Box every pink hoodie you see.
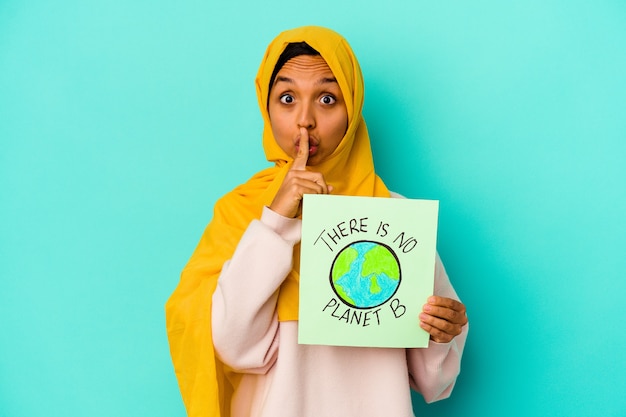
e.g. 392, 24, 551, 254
212, 206, 468, 417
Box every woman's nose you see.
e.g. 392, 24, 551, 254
297, 102, 315, 129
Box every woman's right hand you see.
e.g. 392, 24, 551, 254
269, 127, 333, 218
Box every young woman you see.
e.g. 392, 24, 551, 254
166, 26, 468, 417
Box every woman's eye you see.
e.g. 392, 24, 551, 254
279, 94, 294, 104
320, 95, 336, 105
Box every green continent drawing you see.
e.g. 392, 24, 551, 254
330, 240, 401, 309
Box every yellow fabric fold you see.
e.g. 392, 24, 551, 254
165, 26, 390, 416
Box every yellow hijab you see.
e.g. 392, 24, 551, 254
165, 26, 389, 417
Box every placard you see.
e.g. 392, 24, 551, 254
298, 194, 439, 348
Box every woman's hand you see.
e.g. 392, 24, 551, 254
419, 296, 468, 343
269, 127, 332, 218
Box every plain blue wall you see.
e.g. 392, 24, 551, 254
1, 1, 625, 416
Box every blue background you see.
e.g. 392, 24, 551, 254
1, 1, 625, 416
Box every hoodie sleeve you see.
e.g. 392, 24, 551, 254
211, 206, 301, 374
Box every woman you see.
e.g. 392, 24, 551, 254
166, 26, 468, 417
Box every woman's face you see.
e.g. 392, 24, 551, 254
268, 54, 348, 166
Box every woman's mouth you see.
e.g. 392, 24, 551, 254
296, 142, 319, 156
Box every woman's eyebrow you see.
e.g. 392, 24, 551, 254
274, 76, 294, 85
316, 77, 338, 86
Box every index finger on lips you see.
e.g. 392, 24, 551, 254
292, 127, 309, 171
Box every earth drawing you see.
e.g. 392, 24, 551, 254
330, 240, 401, 309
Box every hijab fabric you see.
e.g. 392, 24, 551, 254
165, 25, 389, 417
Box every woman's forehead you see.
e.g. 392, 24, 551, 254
275, 55, 334, 78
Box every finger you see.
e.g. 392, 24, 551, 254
307, 172, 330, 195
419, 321, 449, 343
292, 127, 309, 171
427, 296, 466, 316
419, 319, 458, 344
419, 311, 464, 343
291, 177, 327, 195
426, 296, 463, 310
285, 170, 329, 194
420, 311, 464, 334
422, 303, 467, 325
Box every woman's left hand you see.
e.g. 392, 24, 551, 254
419, 296, 468, 343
